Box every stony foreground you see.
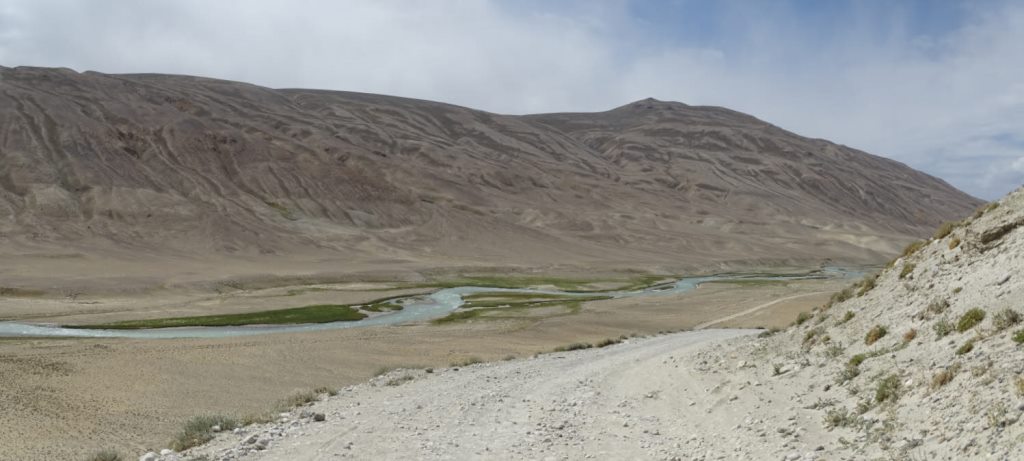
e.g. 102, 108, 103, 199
167, 329, 846, 461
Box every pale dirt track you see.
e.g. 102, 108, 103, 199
191, 329, 762, 460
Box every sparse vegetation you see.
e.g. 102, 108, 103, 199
1013, 329, 1024, 344
553, 342, 593, 352
313, 386, 338, 396
758, 327, 782, 338
823, 407, 858, 429
86, 450, 123, 461
900, 240, 927, 259
956, 308, 986, 332
837, 363, 861, 383
902, 329, 917, 343
933, 221, 958, 239
899, 263, 916, 280
992, 309, 1021, 331
595, 338, 621, 348
278, 390, 319, 409
827, 287, 855, 308
1016, 376, 1024, 397
934, 317, 954, 339
952, 286, 963, 294
875, 374, 902, 404
824, 343, 845, 358
949, 236, 961, 250
865, 325, 888, 345
837, 310, 855, 325
931, 364, 960, 390
927, 299, 950, 316
450, 357, 484, 367
803, 326, 825, 346
956, 339, 976, 355
971, 202, 999, 221
849, 353, 867, 366
170, 415, 238, 451
856, 274, 878, 297
794, 311, 813, 325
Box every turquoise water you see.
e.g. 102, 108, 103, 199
0, 267, 857, 339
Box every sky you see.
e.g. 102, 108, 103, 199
0, 0, 1021, 199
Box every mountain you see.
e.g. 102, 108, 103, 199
0, 66, 982, 279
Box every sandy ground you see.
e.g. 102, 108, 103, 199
0, 278, 844, 460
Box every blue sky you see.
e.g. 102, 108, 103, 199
1, 0, 1022, 199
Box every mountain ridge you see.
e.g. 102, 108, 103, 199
0, 66, 982, 279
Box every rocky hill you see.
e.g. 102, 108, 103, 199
717, 185, 1024, 459
0, 66, 980, 274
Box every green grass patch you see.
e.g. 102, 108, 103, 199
957, 308, 986, 332
70, 304, 367, 330
875, 374, 902, 404
417, 273, 669, 292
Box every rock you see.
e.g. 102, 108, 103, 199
244, 433, 259, 444
139, 453, 158, 461
159, 449, 174, 456
314, 412, 326, 422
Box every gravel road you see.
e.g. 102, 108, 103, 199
184, 329, 767, 460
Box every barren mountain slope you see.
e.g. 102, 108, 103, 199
0, 66, 981, 277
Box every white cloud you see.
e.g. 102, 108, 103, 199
0, 0, 1021, 198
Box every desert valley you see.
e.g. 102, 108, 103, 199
0, 63, 1019, 461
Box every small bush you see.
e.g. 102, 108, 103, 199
856, 275, 878, 297
934, 317, 954, 339
931, 365, 959, 390
596, 338, 620, 348
794, 311, 813, 325
313, 386, 338, 397
900, 240, 926, 258
949, 237, 961, 250
823, 407, 858, 429
956, 339, 976, 355
758, 327, 781, 338
993, 309, 1021, 331
278, 390, 319, 409
899, 263, 916, 280
824, 343, 845, 358
837, 310, 855, 325
972, 202, 999, 219
171, 415, 238, 451
849, 354, 867, 367
865, 325, 888, 345
956, 308, 986, 332
803, 327, 825, 346
927, 299, 950, 316
934, 221, 958, 239
1013, 329, 1024, 344
902, 329, 917, 343
1016, 377, 1024, 397
952, 287, 963, 294
86, 451, 123, 461
837, 363, 861, 383
875, 374, 902, 404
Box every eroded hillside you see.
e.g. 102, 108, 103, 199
0, 66, 981, 274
